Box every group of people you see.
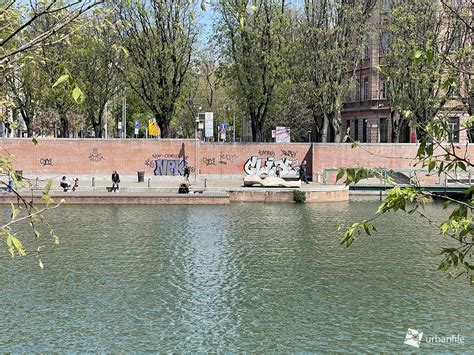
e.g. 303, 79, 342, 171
60, 171, 121, 192
57, 162, 307, 192
60, 176, 79, 192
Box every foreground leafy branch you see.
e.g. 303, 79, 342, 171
1, 156, 63, 268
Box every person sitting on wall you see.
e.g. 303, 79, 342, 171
72, 177, 79, 192
60, 176, 71, 192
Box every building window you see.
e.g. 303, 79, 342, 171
356, 79, 361, 101
380, 80, 387, 99
449, 117, 459, 143
364, 45, 369, 59
363, 77, 369, 100
362, 119, 368, 143
344, 119, 350, 137
380, 31, 389, 55
354, 119, 359, 141
380, 118, 388, 143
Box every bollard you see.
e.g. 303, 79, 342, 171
35, 177, 39, 186
204, 178, 207, 188
92, 177, 95, 187
147, 178, 151, 188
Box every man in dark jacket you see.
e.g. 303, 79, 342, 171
112, 170, 120, 192
299, 161, 309, 184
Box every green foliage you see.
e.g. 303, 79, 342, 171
337, 150, 474, 284
216, 0, 290, 141
293, 190, 306, 203
0, 153, 63, 268
52, 65, 85, 104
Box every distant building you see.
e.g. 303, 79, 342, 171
341, 0, 471, 144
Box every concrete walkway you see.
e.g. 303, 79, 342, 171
13, 174, 339, 193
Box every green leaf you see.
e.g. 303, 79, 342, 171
428, 160, 436, 172
72, 86, 84, 103
336, 168, 345, 182
44, 179, 53, 194
414, 50, 423, 59
52, 74, 70, 88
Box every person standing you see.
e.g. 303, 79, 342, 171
299, 160, 309, 184
183, 165, 190, 184
111, 170, 120, 192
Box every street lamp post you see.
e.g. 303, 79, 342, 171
195, 115, 200, 182
194, 106, 201, 182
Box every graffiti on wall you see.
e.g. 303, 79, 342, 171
154, 159, 189, 176
244, 156, 298, 176
219, 152, 238, 165
202, 157, 216, 166
39, 158, 53, 166
281, 149, 297, 158
258, 149, 275, 156
89, 148, 105, 162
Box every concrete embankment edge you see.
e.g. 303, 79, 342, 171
0, 188, 349, 205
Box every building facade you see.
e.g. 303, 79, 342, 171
341, 0, 471, 144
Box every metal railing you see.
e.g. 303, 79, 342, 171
322, 168, 474, 186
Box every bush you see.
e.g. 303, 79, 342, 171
293, 190, 306, 203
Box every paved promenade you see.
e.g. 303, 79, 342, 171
13, 174, 333, 193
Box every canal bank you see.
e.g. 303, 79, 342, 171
1, 185, 349, 205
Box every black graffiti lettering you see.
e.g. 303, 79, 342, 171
202, 157, 216, 166
258, 149, 275, 156
281, 149, 297, 158
218, 152, 238, 162
39, 158, 53, 166
89, 148, 105, 162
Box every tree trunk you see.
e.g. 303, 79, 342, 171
332, 108, 342, 143
95, 106, 106, 138
92, 120, 101, 138
321, 113, 329, 143
19, 109, 33, 137
161, 121, 169, 138
250, 113, 263, 142
391, 110, 401, 143
60, 113, 69, 138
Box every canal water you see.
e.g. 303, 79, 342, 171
0, 201, 472, 352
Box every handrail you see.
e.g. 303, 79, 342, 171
322, 167, 474, 185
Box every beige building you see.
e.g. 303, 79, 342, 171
341, 0, 471, 144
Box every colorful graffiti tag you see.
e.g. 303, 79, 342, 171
154, 159, 189, 176
243, 156, 298, 176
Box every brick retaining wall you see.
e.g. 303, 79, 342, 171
2, 139, 472, 183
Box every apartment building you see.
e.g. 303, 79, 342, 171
341, 0, 471, 144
